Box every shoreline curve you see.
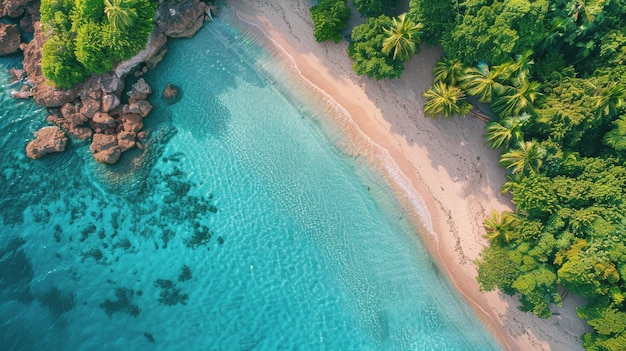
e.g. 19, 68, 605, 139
223, 2, 588, 351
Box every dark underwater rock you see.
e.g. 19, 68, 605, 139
38, 287, 76, 317
0, 238, 34, 303
178, 265, 192, 282
100, 287, 140, 317
162, 83, 182, 105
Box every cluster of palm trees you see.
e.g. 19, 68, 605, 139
422, 51, 548, 178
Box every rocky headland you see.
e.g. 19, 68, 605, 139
0, 0, 218, 163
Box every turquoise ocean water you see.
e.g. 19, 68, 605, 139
0, 13, 501, 351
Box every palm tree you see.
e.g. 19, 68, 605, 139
595, 82, 626, 119
382, 13, 424, 62
568, 0, 604, 25
432, 57, 464, 86
423, 81, 470, 118
492, 77, 541, 116
483, 210, 518, 245
104, 0, 137, 30
499, 140, 546, 176
460, 63, 506, 103
535, 17, 566, 56
507, 50, 534, 81
484, 114, 529, 151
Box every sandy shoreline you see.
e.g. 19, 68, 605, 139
225, 1, 588, 350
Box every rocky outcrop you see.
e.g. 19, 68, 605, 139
0, 23, 21, 56
16, 0, 213, 164
25, 126, 67, 159
162, 83, 181, 104
90, 133, 121, 164
127, 78, 151, 100
155, 0, 208, 38
43, 77, 153, 163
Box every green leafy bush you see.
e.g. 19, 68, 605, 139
310, 0, 350, 43
347, 15, 404, 80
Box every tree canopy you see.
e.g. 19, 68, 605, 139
307, 0, 626, 348
307, 1, 626, 346
40, 0, 156, 89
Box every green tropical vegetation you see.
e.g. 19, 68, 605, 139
347, 15, 406, 79
381, 13, 423, 61
353, 0, 398, 17
40, 0, 156, 89
310, 0, 351, 43
310, 0, 626, 349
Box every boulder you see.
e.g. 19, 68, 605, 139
128, 78, 151, 100
0, 23, 21, 56
162, 83, 182, 104
119, 113, 143, 133
25, 126, 67, 159
155, 0, 207, 38
46, 114, 92, 140
10, 68, 26, 81
11, 89, 33, 99
90, 133, 121, 164
0, 0, 32, 17
126, 99, 153, 118
79, 75, 102, 102
100, 72, 124, 95
60, 102, 80, 119
117, 131, 136, 152
102, 93, 120, 112
92, 112, 116, 126
60, 102, 88, 126
68, 126, 93, 140
80, 97, 100, 118
19, 12, 34, 33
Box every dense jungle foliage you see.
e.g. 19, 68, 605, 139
40, 0, 156, 89
309, 0, 626, 350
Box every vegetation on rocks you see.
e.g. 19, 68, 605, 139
40, 0, 156, 89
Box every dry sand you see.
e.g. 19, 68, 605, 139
225, 1, 590, 350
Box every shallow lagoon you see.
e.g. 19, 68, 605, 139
0, 15, 501, 351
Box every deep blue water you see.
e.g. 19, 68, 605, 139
0, 14, 501, 351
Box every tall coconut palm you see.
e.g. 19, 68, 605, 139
535, 17, 566, 56
460, 63, 506, 103
105, 0, 137, 30
484, 114, 529, 151
483, 210, 518, 245
595, 82, 626, 119
423, 81, 470, 118
492, 77, 541, 116
507, 50, 534, 81
382, 13, 424, 62
499, 140, 546, 176
432, 57, 464, 86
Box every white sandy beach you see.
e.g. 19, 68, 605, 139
227, 1, 589, 350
